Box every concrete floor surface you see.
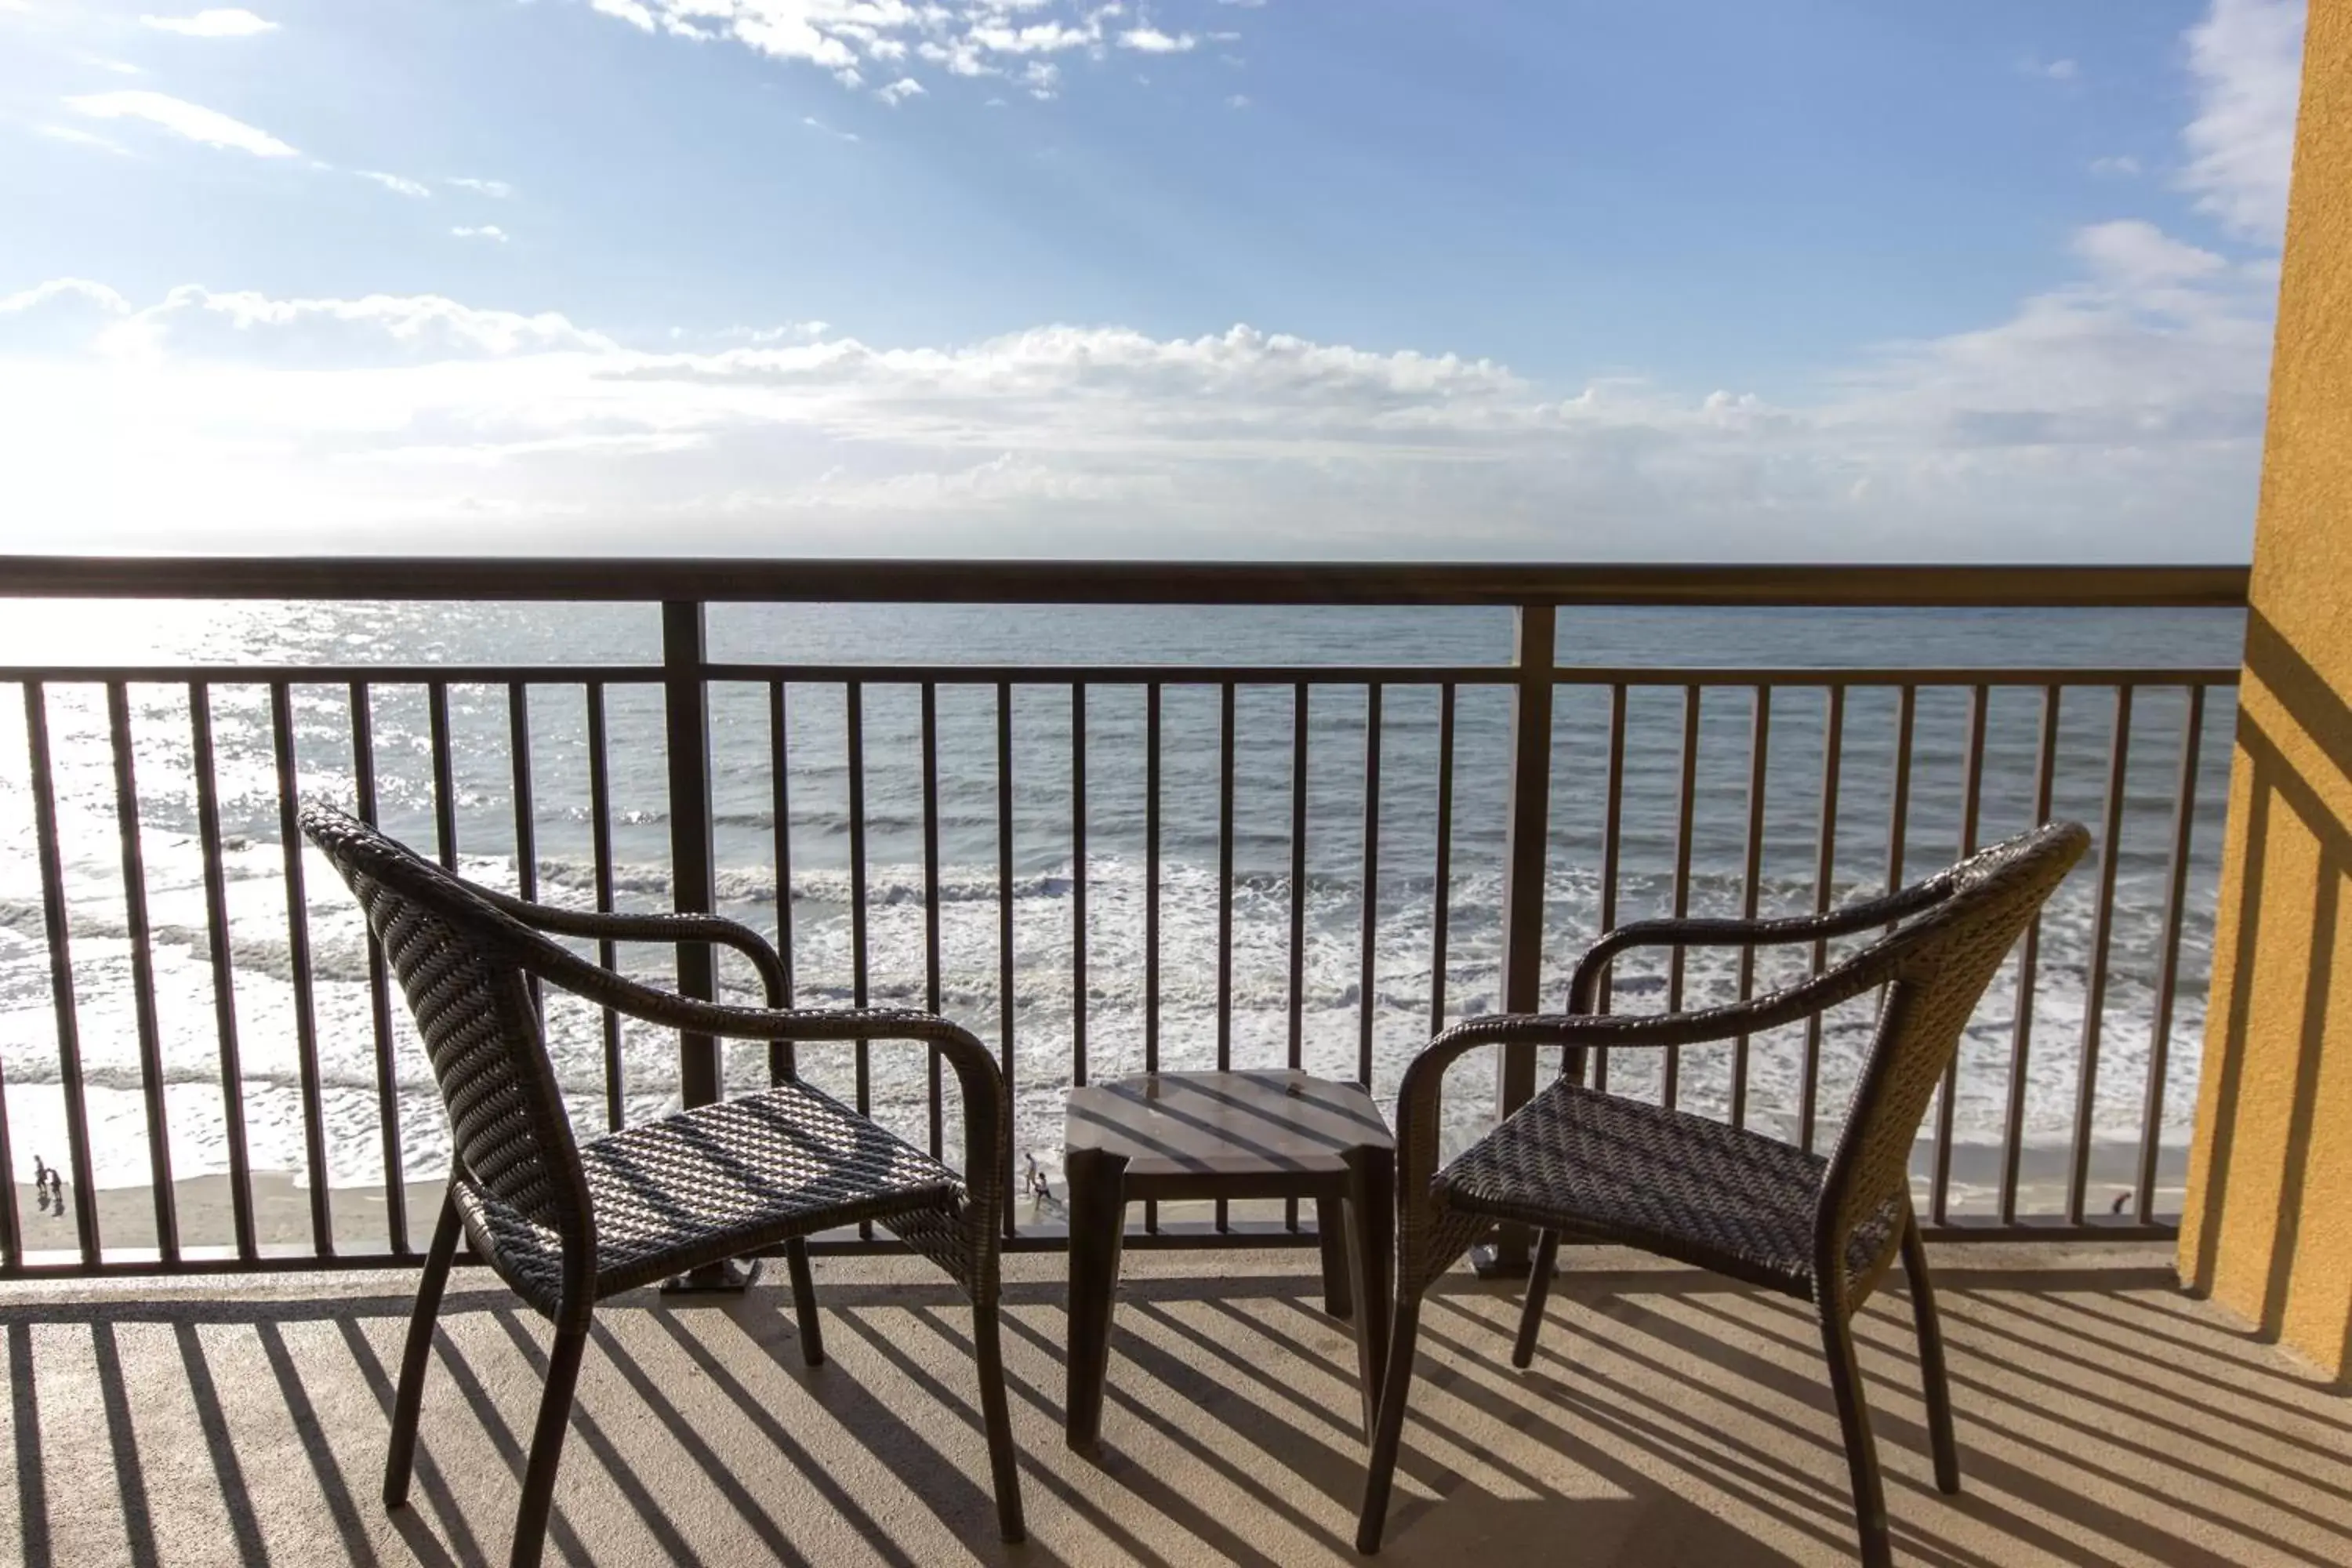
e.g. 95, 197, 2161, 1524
2, 1244, 2346, 1566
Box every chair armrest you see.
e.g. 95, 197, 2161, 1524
514, 938, 1009, 1240
471, 886, 787, 1007
1392, 955, 1897, 1229
1565, 877, 1947, 1012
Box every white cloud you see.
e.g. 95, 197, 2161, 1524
452, 225, 510, 243
14, 284, 615, 361
2019, 55, 2078, 82
0, 228, 2279, 557
583, 2, 1240, 100
875, 75, 925, 104
590, 0, 656, 30
1225, 93, 1247, 110
1, 278, 132, 317
2181, 0, 2305, 241
446, 176, 515, 198
804, 114, 860, 141
358, 170, 430, 197
1118, 26, 1194, 53
65, 90, 297, 158
141, 9, 278, 37
2089, 154, 2142, 177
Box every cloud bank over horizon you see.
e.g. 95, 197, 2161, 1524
0, 0, 2306, 561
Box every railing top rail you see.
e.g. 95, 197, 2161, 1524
0, 557, 2250, 608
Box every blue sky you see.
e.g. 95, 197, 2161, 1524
0, 1, 2310, 558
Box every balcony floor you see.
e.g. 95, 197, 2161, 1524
2, 1243, 2346, 1566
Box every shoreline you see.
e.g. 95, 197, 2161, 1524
5, 1135, 2188, 1264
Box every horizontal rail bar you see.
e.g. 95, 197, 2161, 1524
0, 556, 2252, 607
0, 666, 664, 685
0, 661, 2244, 690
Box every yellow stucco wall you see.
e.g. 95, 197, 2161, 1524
2178, 0, 2352, 1377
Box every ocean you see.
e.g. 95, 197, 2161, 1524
0, 597, 2245, 1243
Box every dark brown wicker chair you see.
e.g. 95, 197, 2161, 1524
1356, 821, 2088, 1566
299, 804, 1025, 1568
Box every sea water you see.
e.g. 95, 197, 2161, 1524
0, 597, 2243, 1232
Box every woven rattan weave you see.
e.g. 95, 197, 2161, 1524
300, 804, 1024, 1568
1357, 821, 2089, 1567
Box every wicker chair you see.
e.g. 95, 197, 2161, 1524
1357, 821, 2088, 1566
299, 804, 1025, 1568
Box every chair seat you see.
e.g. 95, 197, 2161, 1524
456, 1078, 962, 1311
1432, 1080, 1901, 1299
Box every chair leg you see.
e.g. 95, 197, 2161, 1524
972, 1289, 1028, 1544
1820, 1305, 1893, 1568
384, 1191, 462, 1509
784, 1237, 826, 1367
1510, 1228, 1561, 1370
1355, 1294, 1423, 1555
1901, 1217, 1961, 1494
507, 1317, 588, 1568
1317, 1196, 1355, 1319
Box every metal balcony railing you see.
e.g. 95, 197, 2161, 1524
0, 557, 2248, 1277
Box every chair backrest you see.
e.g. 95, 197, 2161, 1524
1816, 820, 2089, 1291
299, 804, 590, 1248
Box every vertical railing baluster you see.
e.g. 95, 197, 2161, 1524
996, 681, 1017, 1240
1071, 684, 1087, 1091
270, 681, 332, 1254
509, 682, 541, 1026
350, 683, 407, 1253
1358, 684, 1383, 1089
1732, 685, 1770, 1130
1287, 683, 1309, 1232
24, 683, 96, 1264
1428, 683, 1457, 1038
1885, 685, 1917, 891
768, 681, 797, 1083
2069, 685, 2134, 1225
922, 682, 945, 1157
663, 604, 744, 1282
1594, 682, 1627, 1093
2001, 686, 2062, 1224
1145, 684, 1162, 1073
191, 683, 256, 1259
1145, 682, 1161, 1236
1216, 681, 1236, 1234
2136, 685, 2207, 1222
107, 682, 176, 1261
1932, 685, 1989, 1224
1800, 686, 1846, 1155
1483, 604, 1557, 1277
846, 680, 871, 1228
1664, 685, 1700, 1109
587, 682, 624, 1131
662, 606, 722, 1120
0, 695, 18, 1263
427, 681, 457, 870
1288, 682, 1309, 1074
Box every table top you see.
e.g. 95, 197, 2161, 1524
1063, 1069, 1392, 1182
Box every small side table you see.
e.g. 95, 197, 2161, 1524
1061, 1069, 1396, 1448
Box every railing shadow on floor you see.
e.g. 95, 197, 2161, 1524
3, 1255, 2347, 1566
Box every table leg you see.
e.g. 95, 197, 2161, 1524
1344, 1144, 1396, 1439
1316, 1196, 1353, 1319
1065, 1145, 1129, 1450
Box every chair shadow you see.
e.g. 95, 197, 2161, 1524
2, 1254, 2344, 1567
